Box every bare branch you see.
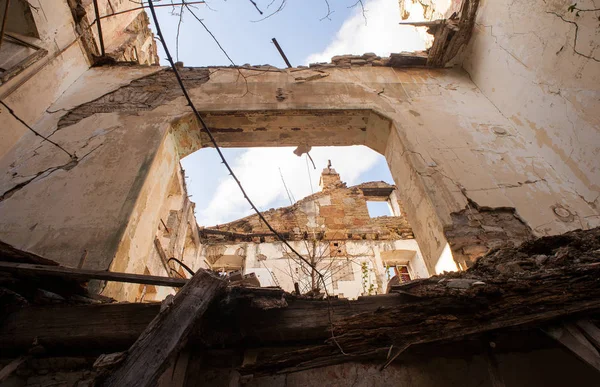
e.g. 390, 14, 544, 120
183, 3, 256, 96
348, 0, 367, 25
248, 0, 263, 14
251, 0, 287, 22
320, 0, 334, 21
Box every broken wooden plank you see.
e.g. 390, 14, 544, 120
0, 294, 411, 353
0, 356, 30, 383
0, 261, 187, 287
3, 228, 600, 376
576, 319, 600, 349
100, 269, 226, 387
543, 324, 600, 373
0, 240, 59, 265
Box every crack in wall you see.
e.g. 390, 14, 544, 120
0, 143, 103, 203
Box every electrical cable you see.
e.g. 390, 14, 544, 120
146, 0, 326, 280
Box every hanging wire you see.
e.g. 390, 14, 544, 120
146, 0, 325, 282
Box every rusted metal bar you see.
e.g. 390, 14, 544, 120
160, 218, 170, 233
271, 38, 292, 68
92, 0, 105, 56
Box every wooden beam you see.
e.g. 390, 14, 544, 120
576, 319, 600, 349
101, 269, 226, 387
0, 261, 187, 287
543, 324, 600, 373
0, 240, 59, 265
0, 356, 30, 383
2, 229, 600, 375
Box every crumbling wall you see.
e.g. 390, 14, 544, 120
446, 204, 533, 268
199, 238, 427, 298
461, 0, 600, 227
204, 180, 413, 242
0, 2, 158, 158
1, 55, 597, 283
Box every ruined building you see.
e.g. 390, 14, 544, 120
203, 164, 427, 298
1, 0, 600, 386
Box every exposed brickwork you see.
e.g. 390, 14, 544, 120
445, 205, 534, 269
108, 11, 160, 65
57, 68, 210, 130
202, 168, 413, 244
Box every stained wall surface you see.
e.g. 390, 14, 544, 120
0, 2, 598, 297
199, 168, 427, 298
1, 61, 598, 287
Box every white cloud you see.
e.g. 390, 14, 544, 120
305, 0, 429, 64
196, 146, 381, 226
191, 1, 432, 226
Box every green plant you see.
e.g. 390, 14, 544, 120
361, 262, 377, 295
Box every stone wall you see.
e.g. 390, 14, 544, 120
199, 167, 424, 298
204, 174, 413, 242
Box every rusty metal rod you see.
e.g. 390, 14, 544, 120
92, 0, 105, 56
271, 38, 292, 68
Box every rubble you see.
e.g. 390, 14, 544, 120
3, 228, 600, 378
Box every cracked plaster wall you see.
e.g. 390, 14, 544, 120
2, 61, 596, 281
0, 1, 157, 157
200, 238, 427, 299
459, 0, 600, 233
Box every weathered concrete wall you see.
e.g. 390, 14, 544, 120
0, 0, 90, 157
1, 61, 597, 282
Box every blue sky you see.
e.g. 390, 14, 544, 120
149, 0, 429, 225
151, 0, 354, 66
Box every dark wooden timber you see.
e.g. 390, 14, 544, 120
3, 228, 600, 375
100, 269, 226, 387
3, 266, 600, 360
0, 261, 187, 287
0, 240, 59, 265
543, 322, 600, 373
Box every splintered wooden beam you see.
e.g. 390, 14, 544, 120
3, 229, 600, 376
100, 269, 226, 387
543, 321, 600, 373
0, 356, 30, 383
0, 261, 187, 287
